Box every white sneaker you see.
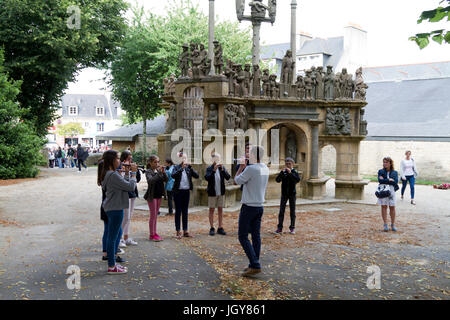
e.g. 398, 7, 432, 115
117, 248, 125, 255
119, 240, 127, 248
125, 238, 138, 246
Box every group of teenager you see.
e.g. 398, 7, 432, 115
48, 144, 89, 172
96, 145, 419, 276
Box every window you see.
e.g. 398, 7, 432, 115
97, 122, 104, 132
68, 106, 78, 116
96, 106, 104, 116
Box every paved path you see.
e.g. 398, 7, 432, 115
0, 168, 448, 300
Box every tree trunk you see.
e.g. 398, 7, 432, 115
142, 106, 147, 163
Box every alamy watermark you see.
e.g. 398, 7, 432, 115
67, 5, 81, 30
366, 265, 381, 290
66, 265, 81, 290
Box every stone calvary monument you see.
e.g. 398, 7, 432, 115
158, 0, 370, 207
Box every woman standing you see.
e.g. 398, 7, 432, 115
171, 154, 199, 239
144, 156, 168, 241
119, 150, 141, 247
400, 150, 418, 205
100, 150, 137, 274
377, 157, 399, 232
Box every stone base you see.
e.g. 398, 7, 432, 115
195, 185, 242, 208
306, 176, 331, 200
335, 179, 370, 200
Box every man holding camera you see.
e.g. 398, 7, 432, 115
274, 157, 301, 235
205, 153, 231, 236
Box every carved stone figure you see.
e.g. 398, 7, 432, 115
269, 74, 279, 99
224, 104, 235, 130
315, 66, 325, 100
304, 70, 313, 100
200, 58, 212, 77
233, 64, 241, 97
244, 64, 252, 97
224, 59, 235, 96
295, 75, 305, 99
325, 108, 338, 135
333, 72, 341, 99
224, 104, 248, 130
354, 67, 368, 101
249, 0, 269, 19
281, 50, 295, 85
237, 105, 248, 130
163, 78, 169, 95
213, 41, 224, 75
310, 66, 317, 99
191, 50, 203, 79
167, 74, 176, 96
179, 43, 190, 78
285, 131, 297, 163
332, 107, 351, 135
268, 0, 277, 24
207, 104, 218, 129
236, 64, 246, 96
324, 65, 334, 100
262, 69, 270, 97
189, 42, 198, 68
199, 43, 208, 66
251, 64, 262, 97
359, 108, 368, 136
341, 68, 354, 99
165, 103, 177, 134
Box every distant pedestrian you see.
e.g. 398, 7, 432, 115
234, 146, 269, 277
274, 157, 301, 235
77, 144, 88, 172
119, 150, 141, 247
48, 149, 55, 168
97, 159, 125, 265
377, 157, 399, 232
67, 144, 75, 168
204, 153, 231, 236
56, 147, 63, 168
172, 153, 199, 239
144, 155, 168, 241
400, 150, 419, 205
100, 150, 137, 274
164, 158, 175, 215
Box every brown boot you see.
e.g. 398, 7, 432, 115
242, 268, 261, 277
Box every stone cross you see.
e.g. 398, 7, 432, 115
290, 0, 297, 84
236, 0, 277, 66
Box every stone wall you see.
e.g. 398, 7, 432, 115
135, 136, 158, 154
321, 140, 450, 181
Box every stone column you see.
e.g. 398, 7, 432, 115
309, 120, 322, 179
208, 0, 215, 76
252, 21, 261, 66
290, 0, 297, 84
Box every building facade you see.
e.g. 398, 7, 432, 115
47, 94, 123, 148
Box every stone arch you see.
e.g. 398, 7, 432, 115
319, 142, 337, 177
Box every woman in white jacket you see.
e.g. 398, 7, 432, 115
400, 151, 418, 205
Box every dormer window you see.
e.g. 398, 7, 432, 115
68, 106, 78, 116
96, 106, 104, 116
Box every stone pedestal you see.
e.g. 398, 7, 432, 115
306, 176, 330, 200
335, 179, 369, 200
157, 134, 176, 161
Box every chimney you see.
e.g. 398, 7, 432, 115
298, 31, 312, 51
343, 24, 368, 72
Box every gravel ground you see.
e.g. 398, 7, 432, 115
0, 167, 448, 300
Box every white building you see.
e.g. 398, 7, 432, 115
261, 25, 368, 77
47, 94, 124, 148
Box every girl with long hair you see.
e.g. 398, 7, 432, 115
377, 157, 399, 232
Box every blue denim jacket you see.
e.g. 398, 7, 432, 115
165, 165, 175, 191
377, 169, 399, 191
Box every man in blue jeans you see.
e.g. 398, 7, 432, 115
234, 146, 269, 277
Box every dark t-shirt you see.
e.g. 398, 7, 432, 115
153, 179, 165, 199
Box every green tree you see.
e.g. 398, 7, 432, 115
410, 0, 450, 49
0, 0, 128, 136
0, 50, 44, 179
56, 122, 85, 140
109, 0, 252, 159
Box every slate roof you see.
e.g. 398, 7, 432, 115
261, 36, 344, 69
96, 115, 166, 141
61, 94, 120, 119
365, 77, 450, 139
363, 61, 450, 83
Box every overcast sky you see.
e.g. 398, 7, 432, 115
67, 0, 450, 94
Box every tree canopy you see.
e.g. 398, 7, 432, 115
57, 122, 85, 138
0, 0, 128, 136
410, 0, 450, 49
108, 0, 252, 156
0, 50, 43, 179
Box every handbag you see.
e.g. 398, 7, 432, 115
375, 184, 391, 198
